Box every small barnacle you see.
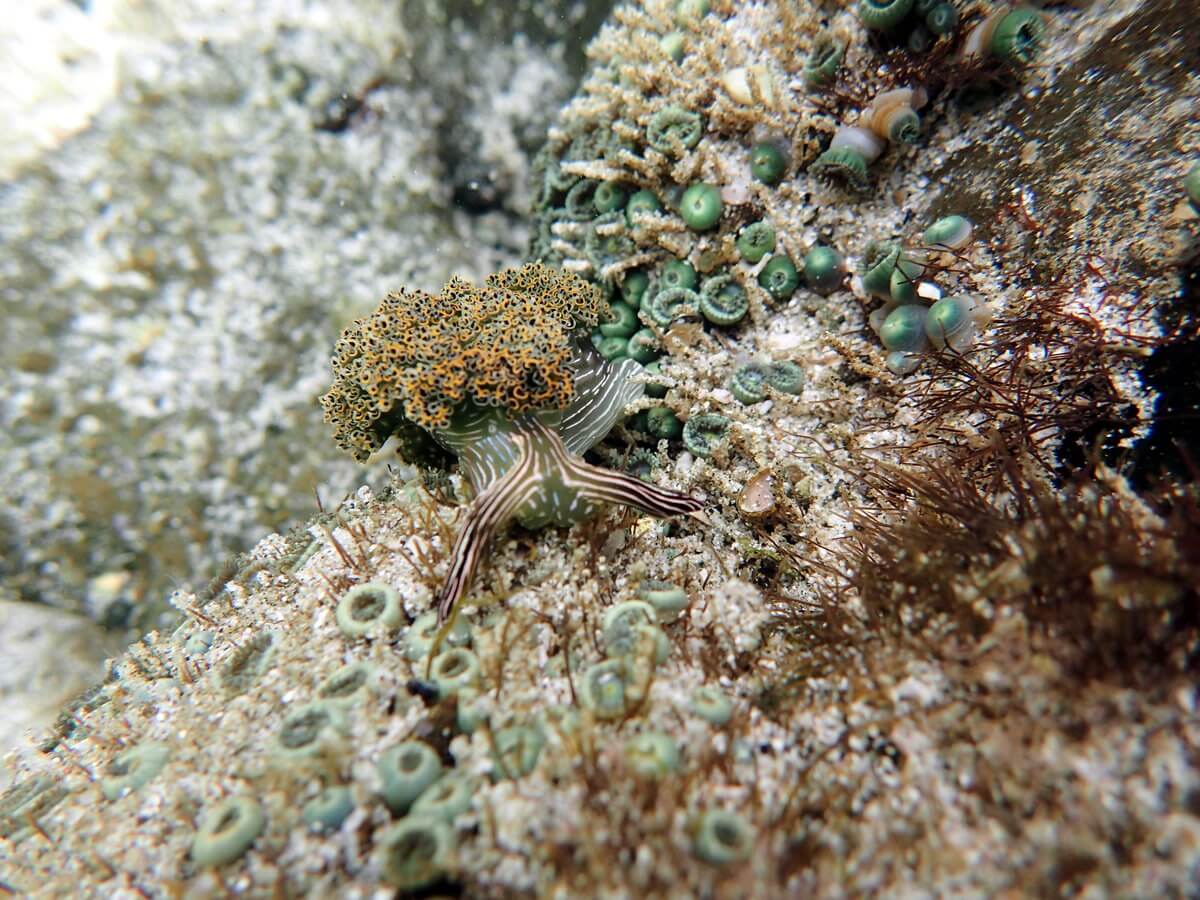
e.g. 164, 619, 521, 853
301, 785, 354, 832
757, 255, 800, 301
636, 580, 689, 622
376, 816, 456, 890
736, 221, 776, 264
749, 141, 788, 184
429, 647, 481, 696
925, 293, 993, 351
679, 183, 723, 231
693, 809, 756, 865
411, 774, 474, 820
336, 582, 403, 639
862, 87, 928, 145
646, 286, 701, 327
721, 65, 779, 109
320, 264, 703, 626
661, 258, 698, 291
804, 35, 844, 89
804, 245, 844, 294
737, 470, 777, 522
878, 304, 929, 374
646, 105, 703, 157
491, 725, 545, 779
403, 612, 471, 662
682, 413, 730, 458
962, 5, 1047, 66
699, 275, 749, 326
810, 126, 884, 191
858, 0, 915, 31
100, 742, 170, 801
377, 741, 443, 814
689, 686, 733, 726
191, 796, 265, 868
624, 732, 680, 779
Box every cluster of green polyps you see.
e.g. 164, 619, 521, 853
811, 86, 928, 191
858, 0, 961, 53
860, 215, 993, 374
320, 263, 703, 624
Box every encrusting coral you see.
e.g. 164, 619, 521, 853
320, 262, 702, 622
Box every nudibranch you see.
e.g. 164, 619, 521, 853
320, 263, 702, 623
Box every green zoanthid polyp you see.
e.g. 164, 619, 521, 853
321, 264, 703, 624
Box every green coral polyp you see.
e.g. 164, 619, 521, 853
861, 242, 902, 298
491, 725, 545, 779
301, 786, 354, 832
430, 647, 481, 696
736, 221, 776, 263
599, 301, 640, 338
810, 146, 869, 190
693, 810, 755, 865
411, 774, 474, 820
699, 275, 749, 326
377, 741, 443, 814
275, 701, 347, 761
804, 36, 844, 88
624, 732, 680, 779
749, 142, 787, 184
647, 106, 703, 157
404, 612, 471, 661
646, 286, 700, 327
626, 190, 662, 223
730, 365, 768, 404
757, 255, 800, 301
191, 796, 265, 868
858, 0, 915, 30
376, 816, 455, 890
803, 245, 844, 293
661, 259, 698, 291
689, 686, 733, 726
336, 582, 403, 639
679, 183, 723, 231
100, 742, 170, 801
682, 413, 730, 458
991, 8, 1046, 65
593, 181, 627, 213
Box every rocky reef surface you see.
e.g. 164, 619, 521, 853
3, 0, 1199, 896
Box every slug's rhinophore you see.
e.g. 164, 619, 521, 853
320, 263, 703, 623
